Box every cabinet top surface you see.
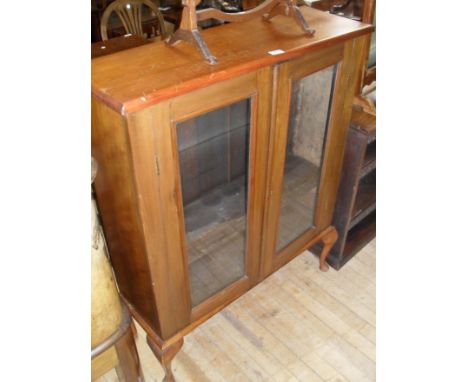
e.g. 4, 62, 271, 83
92, 7, 372, 114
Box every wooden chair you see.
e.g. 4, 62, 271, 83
100, 0, 167, 41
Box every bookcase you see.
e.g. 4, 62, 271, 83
91, 8, 372, 380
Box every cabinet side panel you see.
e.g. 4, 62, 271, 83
127, 104, 192, 340
91, 98, 160, 333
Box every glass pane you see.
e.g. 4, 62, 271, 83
176, 99, 251, 307
276, 65, 336, 252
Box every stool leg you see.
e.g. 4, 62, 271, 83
115, 326, 145, 382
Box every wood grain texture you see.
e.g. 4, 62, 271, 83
92, 6, 373, 114
96, 240, 376, 382
126, 103, 192, 340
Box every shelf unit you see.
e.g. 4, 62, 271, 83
311, 108, 376, 269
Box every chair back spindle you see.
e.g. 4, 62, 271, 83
100, 0, 167, 40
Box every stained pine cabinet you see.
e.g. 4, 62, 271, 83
92, 7, 372, 380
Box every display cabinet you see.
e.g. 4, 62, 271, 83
92, 7, 372, 380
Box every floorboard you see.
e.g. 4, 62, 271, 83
96, 239, 376, 382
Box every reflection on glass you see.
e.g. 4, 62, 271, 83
176, 100, 251, 307
276, 65, 336, 252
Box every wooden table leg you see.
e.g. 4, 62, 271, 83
147, 336, 184, 382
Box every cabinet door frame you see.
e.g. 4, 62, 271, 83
261, 38, 366, 277
167, 68, 272, 323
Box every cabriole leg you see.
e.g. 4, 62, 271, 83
146, 335, 184, 382
319, 227, 338, 272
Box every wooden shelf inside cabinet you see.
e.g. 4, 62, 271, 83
310, 108, 376, 270
343, 210, 375, 258
360, 140, 375, 177
350, 169, 375, 230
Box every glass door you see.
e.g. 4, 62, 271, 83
175, 99, 252, 307
261, 44, 350, 276
168, 70, 272, 318
275, 65, 336, 252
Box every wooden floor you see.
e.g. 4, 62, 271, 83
97, 239, 376, 382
